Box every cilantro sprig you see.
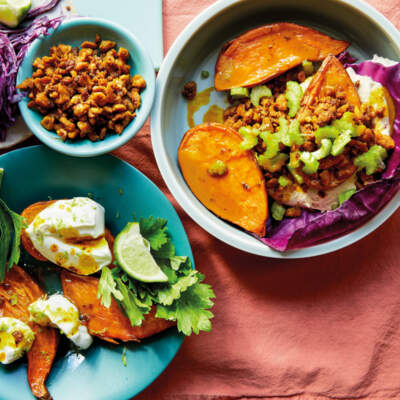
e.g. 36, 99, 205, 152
98, 217, 215, 336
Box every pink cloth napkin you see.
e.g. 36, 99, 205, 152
132, 0, 400, 399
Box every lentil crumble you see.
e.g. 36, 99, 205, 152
222, 65, 395, 208
17, 35, 146, 142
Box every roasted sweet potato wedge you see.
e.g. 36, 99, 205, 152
178, 123, 268, 236
61, 272, 175, 343
21, 200, 115, 264
21, 201, 56, 261
298, 55, 361, 120
383, 86, 396, 133
214, 23, 349, 91
0, 266, 58, 400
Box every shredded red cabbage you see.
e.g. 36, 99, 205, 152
337, 51, 358, 64
261, 60, 400, 251
0, 15, 62, 141
26, 0, 61, 19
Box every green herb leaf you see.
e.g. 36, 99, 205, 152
155, 270, 199, 306
115, 277, 148, 326
139, 216, 169, 251
97, 266, 123, 308
121, 346, 127, 367
0, 198, 23, 282
8, 208, 23, 271
156, 277, 215, 335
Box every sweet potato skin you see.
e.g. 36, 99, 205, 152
0, 266, 58, 400
298, 55, 361, 118
61, 271, 175, 343
21, 200, 115, 265
178, 122, 268, 236
214, 23, 349, 91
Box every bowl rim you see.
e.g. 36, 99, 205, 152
151, 0, 400, 259
17, 16, 155, 158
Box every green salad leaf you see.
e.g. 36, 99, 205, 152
0, 197, 23, 282
97, 216, 215, 336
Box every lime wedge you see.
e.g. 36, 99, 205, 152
0, 0, 31, 28
114, 222, 168, 283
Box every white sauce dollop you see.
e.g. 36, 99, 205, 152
29, 294, 93, 350
26, 197, 112, 275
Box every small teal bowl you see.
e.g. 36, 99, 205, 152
17, 17, 156, 157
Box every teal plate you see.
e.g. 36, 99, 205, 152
0, 146, 188, 400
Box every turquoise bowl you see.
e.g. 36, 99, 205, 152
151, 0, 400, 258
0, 146, 190, 399
17, 18, 155, 157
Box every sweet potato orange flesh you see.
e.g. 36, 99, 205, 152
214, 23, 350, 91
178, 122, 268, 236
61, 272, 175, 343
298, 55, 361, 120
0, 266, 59, 400
21, 200, 115, 264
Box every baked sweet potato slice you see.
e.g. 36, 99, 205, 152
178, 122, 268, 236
21, 200, 115, 264
298, 55, 361, 120
214, 23, 349, 91
61, 272, 175, 343
21, 201, 56, 261
0, 266, 58, 400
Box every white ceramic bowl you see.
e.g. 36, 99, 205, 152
151, 0, 400, 258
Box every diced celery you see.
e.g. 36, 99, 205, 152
354, 145, 388, 175
250, 85, 272, 107
333, 112, 357, 137
259, 131, 280, 159
238, 126, 259, 150
285, 81, 303, 117
276, 117, 290, 146
312, 138, 332, 160
230, 87, 249, 98
302, 60, 314, 75
338, 188, 356, 206
288, 119, 304, 145
289, 151, 301, 168
315, 126, 339, 144
257, 153, 288, 173
288, 165, 304, 184
277, 118, 304, 147
278, 175, 292, 187
300, 152, 319, 174
208, 160, 228, 176
331, 132, 351, 156
271, 201, 286, 221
